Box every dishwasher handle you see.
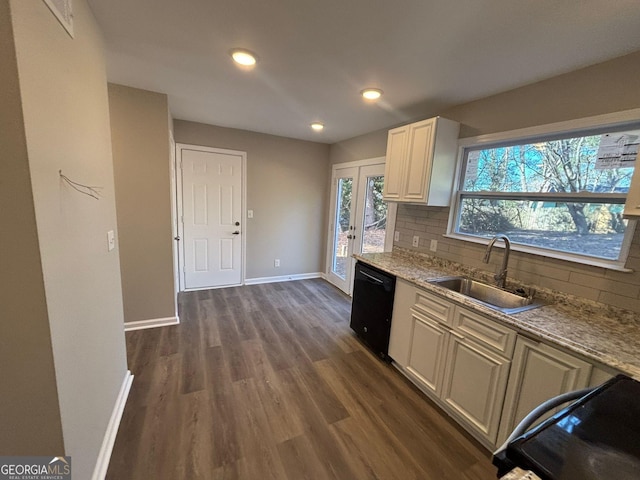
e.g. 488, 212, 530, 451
359, 270, 384, 285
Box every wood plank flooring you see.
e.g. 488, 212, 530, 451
107, 279, 497, 479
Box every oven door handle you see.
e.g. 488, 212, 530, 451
493, 385, 596, 455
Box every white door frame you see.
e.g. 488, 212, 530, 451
169, 131, 180, 317
325, 156, 397, 294
174, 143, 247, 291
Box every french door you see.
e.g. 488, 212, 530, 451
326, 159, 395, 294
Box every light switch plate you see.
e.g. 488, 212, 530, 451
430, 239, 438, 252
248, 209, 254, 218
107, 230, 115, 251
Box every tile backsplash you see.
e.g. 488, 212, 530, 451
394, 204, 640, 314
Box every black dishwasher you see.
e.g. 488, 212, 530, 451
350, 261, 396, 360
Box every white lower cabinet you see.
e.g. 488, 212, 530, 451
389, 282, 514, 446
496, 336, 592, 445
441, 333, 511, 444
388, 279, 417, 368
406, 311, 449, 396
388, 280, 606, 449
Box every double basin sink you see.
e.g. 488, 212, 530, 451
428, 276, 544, 314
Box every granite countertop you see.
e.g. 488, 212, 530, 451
354, 249, 640, 379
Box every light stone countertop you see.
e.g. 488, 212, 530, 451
354, 249, 640, 379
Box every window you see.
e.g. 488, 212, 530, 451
450, 120, 640, 268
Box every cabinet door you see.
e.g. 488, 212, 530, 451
402, 118, 436, 202
406, 311, 449, 397
441, 333, 511, 444
624, 166, 640, 217
382, 126, 408, 201
388, 279, 415, 367
497, 337, 592, 445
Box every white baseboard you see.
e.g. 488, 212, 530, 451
124, 316, 179, 332
244, 272, 322, 286
91, 370, 134, 480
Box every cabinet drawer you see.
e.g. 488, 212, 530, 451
453, 307, 516, 357
413, 288, 454, 326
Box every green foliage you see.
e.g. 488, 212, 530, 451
338, 178, 352, 231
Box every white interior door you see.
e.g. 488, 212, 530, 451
180, 145, 245, 290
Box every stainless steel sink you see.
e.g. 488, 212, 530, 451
428, 276, 544, 314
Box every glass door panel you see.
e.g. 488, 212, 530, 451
361, 175, 387, 254
332, 176, 353, 279
327, 166, 358, 293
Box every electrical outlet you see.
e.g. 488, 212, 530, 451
274, 259, 280, 267
394, 231, 400, 242
412, 235, 420, 247
248, 209, 254, 218
107, 230, 115, 251
430, 239, 438, 252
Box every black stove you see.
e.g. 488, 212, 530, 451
494, 374, 640, 479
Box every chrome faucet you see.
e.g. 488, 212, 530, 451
483, 235, 511, 289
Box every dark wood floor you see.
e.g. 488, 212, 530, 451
107, 279, 497, 479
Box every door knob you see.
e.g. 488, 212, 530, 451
235, 221, 240, 226
174, 236, 181, 241
232, 231, 240, 235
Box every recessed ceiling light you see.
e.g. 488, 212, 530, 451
310, 122, 324, 131
361, 88, 383, 100
230, 49, 257, 67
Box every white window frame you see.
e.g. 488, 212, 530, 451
446, 108, 640, 271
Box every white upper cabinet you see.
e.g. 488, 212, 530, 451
383, 117, 460, 205
624, 166, 640, 217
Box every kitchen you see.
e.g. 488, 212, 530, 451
3, 0, 640, 479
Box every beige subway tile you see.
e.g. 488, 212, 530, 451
623, 255, 640, 270
570, 272, 639, 298
533, 264, 571, 282
415, 217, 443, 228
394, 220, 406, 229
426, 225, 447, 236
604, 269, 640, 286
598, 291, 640, 313
511, 271, 541, 287
403, 222, 427, 232
539, 277, 600, 301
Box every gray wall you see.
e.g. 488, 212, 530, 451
330, 51, 640, 164
174, 120, 330, 279
330, 50, 640, 312
9, 0, 129, 477
0, 0, 64, 455
108, 84, 176, 323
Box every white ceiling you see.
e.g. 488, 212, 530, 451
87, 0, 640, 144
